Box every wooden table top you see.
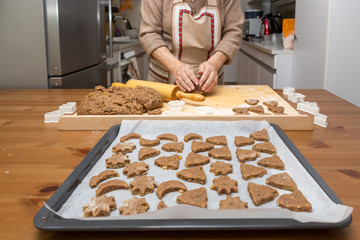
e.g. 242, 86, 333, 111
0, 89, 359, 240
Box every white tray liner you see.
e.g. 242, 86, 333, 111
57, 120, 352, 223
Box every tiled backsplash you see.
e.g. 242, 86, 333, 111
271, 0, 296, 18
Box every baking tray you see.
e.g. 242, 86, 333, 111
33, 124, 352, 231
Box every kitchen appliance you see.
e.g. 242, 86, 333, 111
45, 0, 112, 88
260, 13, 283, 38
243, 9, 263, 38
0, 0, 114, 89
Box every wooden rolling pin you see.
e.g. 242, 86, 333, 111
111, 79, 205, 102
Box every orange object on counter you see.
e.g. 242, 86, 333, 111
283, 19, 295, 38
120, 0, 133, 11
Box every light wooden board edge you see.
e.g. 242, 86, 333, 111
58, 114, 314, 131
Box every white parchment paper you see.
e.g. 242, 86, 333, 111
58, 120, 353, 223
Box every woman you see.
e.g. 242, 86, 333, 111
139, 0, 243, 93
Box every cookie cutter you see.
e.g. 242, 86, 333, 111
314, 113, 328, 128
167, 100, 185, 114
288, 93, 306, 103
59, 102, 76, 114
297, 101, 320, 115
283, 87, 295, 95
44, 110, 65, 123
44, 102, 77, 123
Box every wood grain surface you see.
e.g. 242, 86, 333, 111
0, 89, 359, 240
58, 86, 313, 130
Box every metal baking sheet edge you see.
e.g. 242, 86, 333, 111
33, 124, 352, 231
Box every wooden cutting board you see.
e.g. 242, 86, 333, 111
58, 85, 313, 130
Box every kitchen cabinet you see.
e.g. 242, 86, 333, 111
238, 41, 293, 88
106, 50, 121, 87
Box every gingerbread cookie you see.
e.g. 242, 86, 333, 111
263, 100, 278, 107
154, 154, 182, 170
139, 138, 160, 147
236, 149, 260, 163
240, 164, 267, 180
191, 141, 214, 153
176, 187, 207, 208
234, 136, 255, 147
247, 182, 279, 206
96, 179, 128, 196
138, 147, 161, 160
82, 195, 117, 217
208, 146, 232, 160
89, 170, 119, 188
185, 152, 210, 167
206, 135, 227, 146
268, 105, 284, 114
277, 190, 312, 212
129, 175, 158, 196
249, 105, 265, 114
123, 162, 149, 178
232, 107, 249, 115
176, 166, 206, 184
157, 133, 178, 142
219, 196, 248, 210
157, 200, 167, 210
112, 142, 136, 154
156, 180, 187, 199
266, 172, 297, 191
119, 196, 150, 215
210, 161, 233, 176
105, 153, 130, 169
245, 98, 259, 105
161, 142, 184, 153
257, 155, 285, 170
211, 176, 238, 195
120, 133, 141, 142
249, 128, 269, 141
252, 142, 277, 154
184, 133, 203, 142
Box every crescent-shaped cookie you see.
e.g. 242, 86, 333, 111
156, 180, 187, 199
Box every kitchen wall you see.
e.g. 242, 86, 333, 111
112, 0, 142, 30
325, 0, 360, 107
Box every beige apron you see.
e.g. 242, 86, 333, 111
148, 0, 224, 85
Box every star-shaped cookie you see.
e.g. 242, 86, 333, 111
123, 162, 149, 178
219, 196, 248, 210
129, 175, 158, 196
119, 197, 149, 215
210, 161, 233, 176
211, 176, 238, 195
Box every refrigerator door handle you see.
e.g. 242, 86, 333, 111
98, 0, 113, 58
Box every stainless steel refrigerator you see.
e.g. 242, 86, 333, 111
45, 0, 111, 88
0, 0, 112, 89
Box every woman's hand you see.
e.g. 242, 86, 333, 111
198, 61, 218, 93
171, 61, 199, 92
198, 52, 228, 93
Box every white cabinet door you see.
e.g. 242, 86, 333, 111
248, 57, 259, 85
238, 51, 250, 85
259, 65, 274, 88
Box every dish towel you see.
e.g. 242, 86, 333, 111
127, 57, 140, 79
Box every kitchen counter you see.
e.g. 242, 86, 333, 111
109, 39, 142, 52
241, 39, 294, 55
0, 89, 360, 239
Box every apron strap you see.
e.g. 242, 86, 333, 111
174, 0, 217, 6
